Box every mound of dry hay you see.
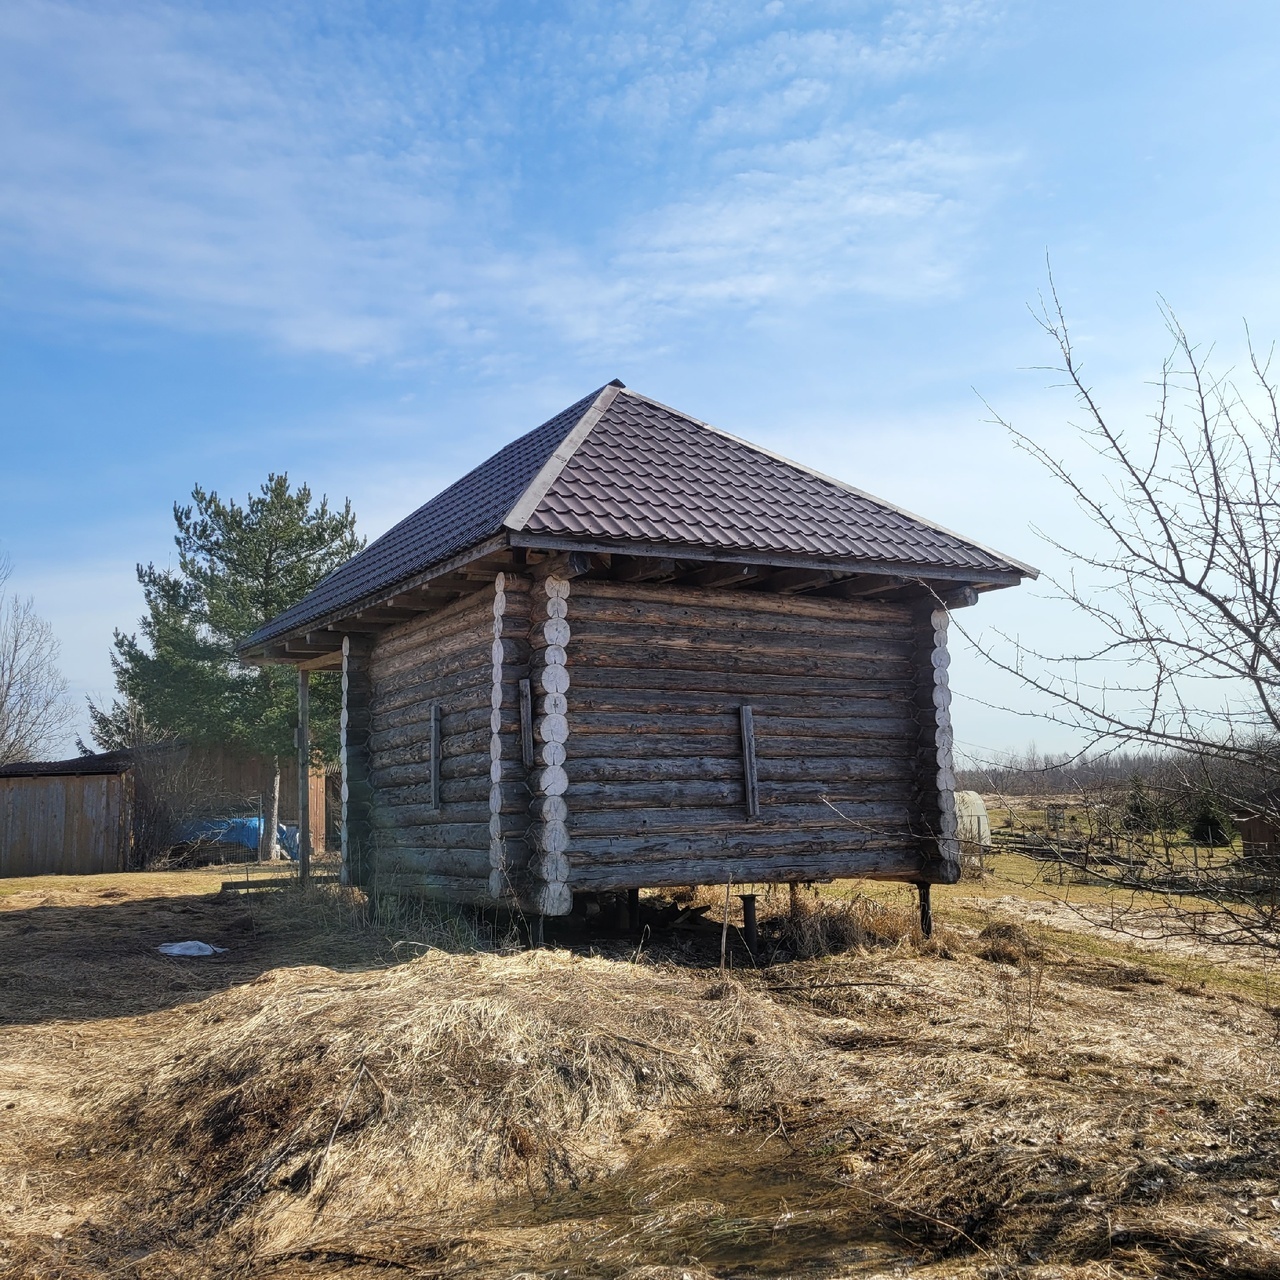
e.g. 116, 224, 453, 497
86, 951, 818, 1259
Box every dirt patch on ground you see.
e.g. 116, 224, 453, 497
1, 873, 1279, 1278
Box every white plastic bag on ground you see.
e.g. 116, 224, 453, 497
157, 941, 228, 957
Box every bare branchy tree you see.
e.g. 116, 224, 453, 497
970, 281, 1280, 950
0, 555, 74, 765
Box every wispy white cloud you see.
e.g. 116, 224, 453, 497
0, 1, 1011, 358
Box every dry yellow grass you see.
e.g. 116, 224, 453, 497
1, 871, 1278, 1278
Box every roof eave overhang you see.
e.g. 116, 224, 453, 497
507, 531, 1030, 588
237, 532, 513, 666
240, 526, 1032, 668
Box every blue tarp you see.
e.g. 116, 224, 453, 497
175, 817, 298, 859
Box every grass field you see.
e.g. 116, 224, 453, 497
0, 856, 1277, 1279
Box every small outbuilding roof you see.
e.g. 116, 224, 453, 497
0, 750, 134, 779
242, 382, 1035, 656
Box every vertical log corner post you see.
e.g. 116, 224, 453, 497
340, 634, 375, 887
487, 574, 509, 898
527, 573, 572, 915
296, 669, 311, 885
912, 604, 960, 883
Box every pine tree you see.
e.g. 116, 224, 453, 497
89, 476, 363, 851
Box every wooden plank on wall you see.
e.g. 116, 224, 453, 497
739, 705, 760, 819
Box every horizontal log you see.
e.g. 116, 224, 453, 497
562, 733, 914, 765
373, 665, 492, 718
379, 779, 529, 821
565, 773, 912, 811
563, 754, 916, 786
563, 643, 912, 682
369, 713, 523, 763
371, 724, 495, 768
372, 639, 503, 700
566, 688, 914, 718
567, 594, 915, 638
371, 691, 504, 742
566, 665, 913, 699
564, 711, 916, 739
568, 822, 911, 864
368, 872, 496, 904
373, 618, 493, 677
374, 590, 495, 658
569, 619, 914, 665
566, 796, 911, 835
373, 844, 494, 879
370, 800, 492, 825
571, 578, 914, 625
371, 754, 522, 792
567, 849, 927, 892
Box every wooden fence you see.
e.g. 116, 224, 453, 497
0, 772, 133, 878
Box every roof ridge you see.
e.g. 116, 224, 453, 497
502, 382, 624, 532
615, 387, 1039, 580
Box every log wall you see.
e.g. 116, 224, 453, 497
560, 580, 932, 891
365, 578, 532, 903
352, 573, 956, 910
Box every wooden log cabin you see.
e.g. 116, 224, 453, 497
239, 382, 1035, 919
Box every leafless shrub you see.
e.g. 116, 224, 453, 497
970, 277, 1280, 952
0, 554, 73, 765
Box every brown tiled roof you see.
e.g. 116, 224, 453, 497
527, 391, 1023, 574
242, 382, 1032, 652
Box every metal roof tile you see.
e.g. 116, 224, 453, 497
242, 383, 1032, 653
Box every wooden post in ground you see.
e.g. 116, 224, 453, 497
917, 882, 932, 938
739, 893, 758, 956
297, 669, 311, 886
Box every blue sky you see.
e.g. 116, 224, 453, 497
3, 0, 1280, 757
